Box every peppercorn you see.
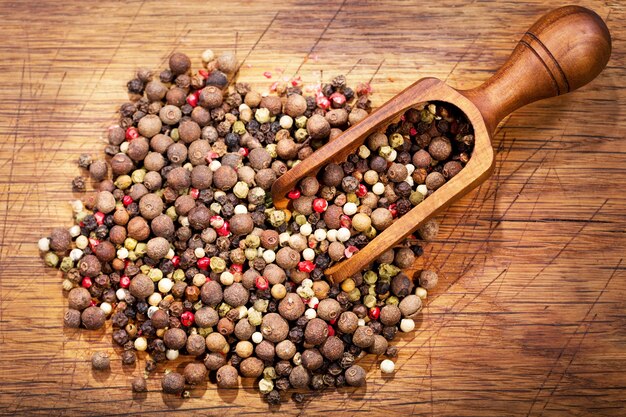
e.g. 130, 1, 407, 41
163, 327, 187, 350
91, 352, 110, 371
399, 294, 422, 319
380, 304, 402, 326
371, 208, 393, 231
214, 365, 238, 389
183, 362, 207, 385
131, 376, 147, 393
289, 365, 310, 389
200, 280, 223, 307
317, 298, 341, 322
162, 371, 185, 395
64, 309, 82, 328
301, 348, 323, 371
203, 352, 227, 371
418, 218, 439, 241
239, 357, 264, 378
261, 313, 289, 343
68, 287, 92, 310
82, 306, 105, 330
304, 318, 328, 345
352, 326, 374, 348
169, 52, 191, 75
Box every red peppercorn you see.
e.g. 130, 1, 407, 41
204, 151, 220, 164
269, 81, 279, 92
327, 325, 335, 337
312, 198, 328, 213
344, 245, 359, 259
368, 306, 381, 320
171, 255, 180, 267
187, 93, 198, 107
356, 184, 367, 197
125, 127, 139, 141
255, 276, 269, 290
291, 75, 302, 86
238, 147, 249, 157
190, 188, 200, 199
90, 300, 97, 307
298, 260, 315, 273
94, 211, 105, 226
216, 222, 230, 237
263, 71, 272, 79
88, 238, 100, 251
340, 215, 352, 229
82, 277, 93, 289
197, 257, 210, 271
329, 318, 337, 325
181, 311, 194, 327
199, 69, 209, 79
230, 264, 243, 273
316, 96, 330, 110
389, 203, 398, 218
120, 275, 130, 288
122, 195, 133, 206
287, 189, 301, 200
409, 127, 417, 136
329, 92, 346, 106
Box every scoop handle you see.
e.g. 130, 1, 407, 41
461, 5, 611, 133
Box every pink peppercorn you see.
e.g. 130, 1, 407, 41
329, 92, 346, 106
181, 311, 194, 327
316, 96, 330, 110
216, 222, 230, 237
389, 203, 398, 218
327, 325, 335, 337
255, 276, 269, 290
82, 277, 92, 289
88, 238, 100, 250
125, 127, 139, 141
190, 188, 200, 199
313, 198, 328, 213
197, 257, 210, 271
199, 69, 209, 79
94, 212, 105, 226
120, 275, 130, 288
238, 147, 249, 157
122, 195, 133, 206
298, 261, 315, 273
368, 306, 380, 320
171, 256, 180, 267
356, 184, 367, 197
186, 93, 198, 107
288, 189, 301, 200
409, 127, 417, 136
340, 215, 352, 229
230, 264, 243, 273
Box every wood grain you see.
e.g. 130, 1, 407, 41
0, 1, 625, 416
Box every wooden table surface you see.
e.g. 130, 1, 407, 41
1, 0, 625, 415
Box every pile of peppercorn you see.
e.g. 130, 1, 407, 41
39, 49, 473, 404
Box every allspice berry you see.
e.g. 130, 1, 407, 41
428, 136, 452, 161
204, 352, 227, 371
91, 352, 110, 371
345, 364, 367, 387
387, 163, 408, 182
178, 120, 201, 144
151, 309, 169, 329
64, 309, 81, 328
213, 165, 237, 190
230, 213, 254, 236
317, 298, 342, 322
319, 336, 344, 361
188, 205, 212, 230
184, 362, 208, 385
368, 335, 388, 355
162, 371, 185, 394
425, 171, 445, 190
199, 86, 223, 109
371, 208, 393, 231
169, 52, 191, 75
418, 218, 439, 241
82, 306, 105, 330
394, 247, 415, 269
146, 237, 170, 260
289, 365, 310, 389
305, 318, 329, 345
278, 293, 305, 321
151, 214, 175, 239
321, 163, 343, 187
240, 357, 264, 378
223, 283, 249, 307
399, 295, 422, 318
352, 326, 375, 348
201, 280, 223, 306
129, 274, 154, 299
137, 114, 162, 138
89, 160, 108, 181
443, 160, 463, 179
79, 255, 101, 277
255, 340, 276, 362
216, 365, 239, 389
127, 217, 150, 241
261, 313, 289, 343
205, 332, 227, 353
260, 229, 279, 250
306, 114, 331, 139
275, 247, 299, 270
284, 94, 307, 117
167, 166, 191, 191
275, 340, 296, 360
191, 165, 213, 189
419, 270, 439, 290
260, 95, 282, 116
139, 193, 164, 220
248, 148, 272, 170
131, 376, 147, 393
379, 305, 402, 326
68, 287, 92, 310
412, 149, 432, 168
337, 311, 358, 334
187, 333, 207, 357
216, 52, 237, 74
195, 307, 219, 328
96, 191, 116, 214
301, 348, 323, 370
164, 328, 188, 350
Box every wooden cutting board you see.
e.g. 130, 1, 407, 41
0, 1, 624, 416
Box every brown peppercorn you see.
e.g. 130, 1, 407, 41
276, 293, 304, 321
191, 165, 213, 189
419, 270, 439, 290
91, 352, 110, 371
418, 218, 439, 241
167, 166, 191, 191
89, 160, 108, 181
428, 136, 452, 161
349, 108, 368, 125
338, 311, 358, 334
64, 309, 82, 328
139, 193, 164, 220
261, 313, 289, 343
394, 247, 415, 269
325, 108, 348, 127
240, 357, 265, 378
108, 126, 125, 146
260, 95, 282, 115
302, 348, 323, 371
79, 255, 101, 277
146, 237, 170, 260
195, 307, 219, 328
399, 295, 422, 318
143, 152, 166, 172
82, 306, 105, 330
216, 365, 238, 389
284, 94, 307, 117
131, 376, 147, 393
188, 140, 210, 166
229, 213, 254, 236
213, 165, 237, 190
305, 318, 329, 345
151, 309, 169, 329
248, 148, 272, 170
199, 86, 223, 109
184, 362, 208, 385
200, 280, 223, 307
127, 137, 149, 162
412, 149, 432, 168
276, 340, 297, 360
169, 52, 191, 75
223, 283, 249, 307
391, 273, 413, 297
96, 191, 116, 214
307, 114, 331, 140
127, 216, 150, 241
345, 364, 366, 387
275, 247, 300, 270
321, 163, 343, 187
368, 335, 388, 355
121, 350, 137, 366
312, 280, 330, 300
164, 327, 188, 350
160, 105, 182, 126
323, 205, 342, 229
387, 163, 408, 182
191, 106, 211, 126
200, 353, 224, 372
371, 207, 393, 231
162, 371, 185, 395
317, 298, 342, 322
94, 240, 116, 262
320, 336, 344, 361
352, 326, 375, 348
292, 196, 313, 216
205, 332, 227, 353
260, 229, 279, 250
255, 340, 276, 361
289, 365, 310, 389
110, 153, 134, 175
379, 305, 402, 326
151, 214, 175, 239
68, 287, 92, 310
178, 120, 201, 144
425, 171, 446, 190
299, 177, 320, 198
137, 114, 162, 138
129, 274, 154, 299
145, 80, 168, 101
233, 319, 254, 341
443, 160, 463, 179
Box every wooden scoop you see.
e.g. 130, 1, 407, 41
271, 6, 611, 284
